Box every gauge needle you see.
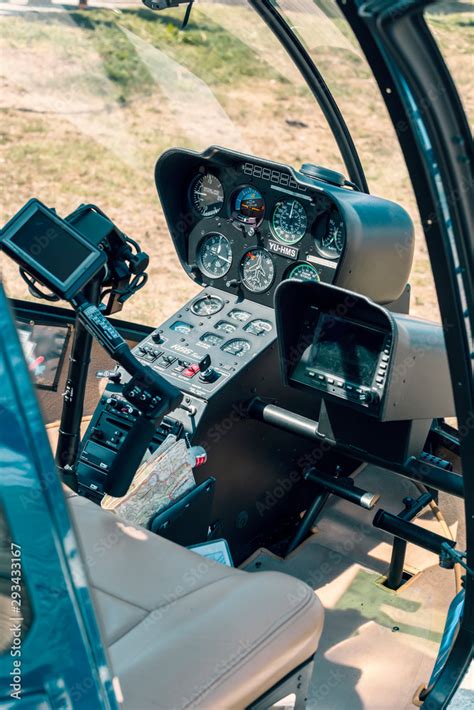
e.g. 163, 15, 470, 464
210, 248, 231, 263
290, 201, 295, 219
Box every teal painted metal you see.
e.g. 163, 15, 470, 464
0, 283, 119, 708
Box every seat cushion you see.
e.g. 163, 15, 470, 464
66, 491, 324, 710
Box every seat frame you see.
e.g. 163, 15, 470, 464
247, 656, 314, 710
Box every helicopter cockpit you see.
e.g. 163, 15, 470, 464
0, 0, 472, 708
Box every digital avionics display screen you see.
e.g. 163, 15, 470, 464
9, 210, 94, 283
308, 315, 385, 387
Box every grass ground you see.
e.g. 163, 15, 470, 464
0, 3, 472, 325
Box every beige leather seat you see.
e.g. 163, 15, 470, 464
65, 490, 324, 709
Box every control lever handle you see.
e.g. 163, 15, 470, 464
72, 295, 183, 496
105, 416, 157, 497
104, 370, 182, 497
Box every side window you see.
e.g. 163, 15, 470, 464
425, 7, 473, 128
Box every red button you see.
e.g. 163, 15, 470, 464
182, 363, 200, 378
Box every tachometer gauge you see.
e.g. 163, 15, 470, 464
233, 186, 265, 225
191, 294, 224, 316
197, 233, 232, 279
286, 263, 320, 282
271, 200, 307, 244
221, 338, 251, 357
190, 173, 224, 217
241, 248, 275, 293
317, 212, 345, 259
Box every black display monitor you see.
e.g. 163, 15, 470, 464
0, 199, 106, 300
308, 314, 385, 387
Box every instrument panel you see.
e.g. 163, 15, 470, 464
156, 146, 415, 307
130, 287, 276, 400
187, 172, 344, 301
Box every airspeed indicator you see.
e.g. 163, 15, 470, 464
271, 200, 307, 245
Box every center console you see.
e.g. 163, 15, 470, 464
132, 287, 275, 400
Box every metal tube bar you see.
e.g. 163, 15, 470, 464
373, 510, 456, 556
386, 537, 408, 590
286, 491, 330, 555
305, 469, 380, 510
248, 400, 464, 499
55, 278, 101, 490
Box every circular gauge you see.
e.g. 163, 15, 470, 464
190, 294, 224, 316
241, 248, 275, 293
190, 173, 224, 217
228, 309, 251, 323
316, 211, 345, 259
200, 332, 223, 346
233, 186, 265, 224
221, 338, 251, 358
197, 233, 232, 279
215, 320, 237, 333
244, 319, 273, 336
286, 263, 320, 282
271, 200, 307, 245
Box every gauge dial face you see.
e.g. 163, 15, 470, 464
197, 233, 232, 279
244, 319, 273, 336
190, 173, 224, 217
170, 320, 194, 334
317, 212, 345, 259
228, 309, 251, 323
233, 186, 265, 224
215, 320, 237, 333
221, 338, 251, 357
200, 332, 223, 346
287, 263, 320, 282
190, 295, 224, 316
271, 200, 307, 244
241, 248, 275, 293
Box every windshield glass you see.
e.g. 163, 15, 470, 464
0, 0, 349, 324
1, 0, 470, 327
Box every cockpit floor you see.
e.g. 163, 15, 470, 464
242, 465, 464, 710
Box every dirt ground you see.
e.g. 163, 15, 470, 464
0, 3, 471, 326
